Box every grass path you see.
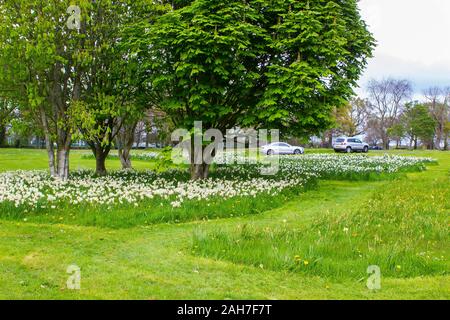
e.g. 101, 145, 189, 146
0, 150, 448, 299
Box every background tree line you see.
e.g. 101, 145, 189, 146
323, 79, 450, 150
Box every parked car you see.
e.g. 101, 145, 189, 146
369, 146, 383, 150
333, 137, 369, 153
71, 140, 89, 149
132, 142, 147, 149
260, 142, 304, 155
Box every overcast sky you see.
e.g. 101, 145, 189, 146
356, 0, 450, 99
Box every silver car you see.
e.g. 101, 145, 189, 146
260, 142, 305, 155
333, 137, 369, 153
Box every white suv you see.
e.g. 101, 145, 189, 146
333, 137, 369, 153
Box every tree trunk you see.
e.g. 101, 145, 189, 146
55, 129, 72, 180
116, 121, 137, 170
39, 108, 57, 177
118, 147, 132, 170
95, 152, 108, 176
384, 139, 389, 150
327, 130, 333, 148
45, 136, 56, 177
435, 124, 442, 150
189, 139, 210, 180
56, 147, 70, 180
414, 138, 418, 150
0, 125, 6, 147
190, 163, 210, 180
90, 144, 111, 176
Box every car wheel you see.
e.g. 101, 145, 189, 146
346, 147, 352, 153
267, 149, 274, 156
363, 146, 369, 153
294, 149, 301, 155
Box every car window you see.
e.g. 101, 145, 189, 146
356, 139, 362, 143
347, 139, 355, 143
280, 143, 290, 147
336, 138, 345, 143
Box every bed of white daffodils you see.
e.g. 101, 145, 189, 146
0, 170, 306, 209
215, 154, 435, 178
0, 154, 434, 210
289, 154, 435, 175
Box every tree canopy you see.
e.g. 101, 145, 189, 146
403, 103, 436, 149
128, 0, 374, 137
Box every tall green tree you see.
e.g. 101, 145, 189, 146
0, 0, 165, 176
403, 103, 436, 149
0, 0, 90, 178
127, 0, 374, 178
387, 123, 405, 148
69, 0, 167, 175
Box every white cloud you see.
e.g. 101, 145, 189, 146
356, 0, 450, 97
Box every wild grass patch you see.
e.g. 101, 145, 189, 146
192, 177, 449, 279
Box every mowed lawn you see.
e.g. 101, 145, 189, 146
0, 148, 161, 172
0, 148, 448, 299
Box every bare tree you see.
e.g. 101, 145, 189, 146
364, 117, 382, 146
366, 78, 412, 149
424, 86, 449, 150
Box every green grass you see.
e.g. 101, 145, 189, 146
0, 148, 161, 172
0, 148, 449, 299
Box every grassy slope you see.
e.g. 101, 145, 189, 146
0, 149, 448, 299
